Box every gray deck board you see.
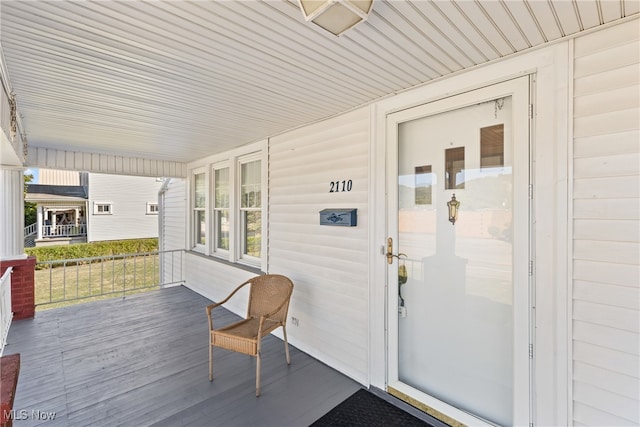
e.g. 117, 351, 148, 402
5, 286, 361, 427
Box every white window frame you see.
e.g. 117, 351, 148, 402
191, 167, 208, 253
93, 202, 112, 215
189, 142, 266, 270
211, 162, 230, 258
146, 202, 159, 215
237, 153, 263, 266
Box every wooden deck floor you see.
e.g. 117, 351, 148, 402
4, 286, 362, 426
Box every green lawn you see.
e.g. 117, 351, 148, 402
35, 254, 160, 310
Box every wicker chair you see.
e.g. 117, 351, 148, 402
205, 274, 294, 396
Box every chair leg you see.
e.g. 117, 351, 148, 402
209, 338, 213, 382
283, 326, 291, 365
256, 350, 261, 397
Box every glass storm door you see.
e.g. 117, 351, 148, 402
386, 78, 531, 426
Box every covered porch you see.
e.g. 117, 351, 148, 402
4, 285, 437, 426
1, 2, 638, 426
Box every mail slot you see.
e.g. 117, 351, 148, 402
319, 209, 357, 227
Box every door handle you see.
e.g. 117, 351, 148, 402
386, 237, 406, 264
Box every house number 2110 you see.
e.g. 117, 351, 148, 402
329, 180, 353, 193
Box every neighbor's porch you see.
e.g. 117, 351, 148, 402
4, 285, 365, 426
30, 224, 88, 248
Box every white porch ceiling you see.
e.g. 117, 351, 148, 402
1, 0, 637, 165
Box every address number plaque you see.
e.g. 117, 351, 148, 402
329, 180, 353, 193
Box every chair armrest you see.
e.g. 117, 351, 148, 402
205, 301, 223, 316
205, 280, 252, 330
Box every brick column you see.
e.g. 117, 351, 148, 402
0, 257, 36, 320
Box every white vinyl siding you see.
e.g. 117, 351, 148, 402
572, 20, 640, 426
183, 252, 257, 316
160, 178, 186, 251
39, 168, 81, 185
87, 173, 162, 242
159, 178, 186, 285
28, 148, 187, 178
268, 107, 370, 384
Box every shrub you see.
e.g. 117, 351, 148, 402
26, 238, 159, 268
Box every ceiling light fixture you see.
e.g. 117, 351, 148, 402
298, 0, 374, 36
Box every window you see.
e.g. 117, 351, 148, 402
213, 166, 230, 253
193, 171, 206, 248
146, 202, 159, 215
93, 202, 112, 215
240, 159, 261, 260
190, 145, 265, 268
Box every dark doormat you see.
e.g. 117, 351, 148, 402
310, 389, 435, 427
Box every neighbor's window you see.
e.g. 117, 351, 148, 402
146, 202, 159, 215
240, 158, 261, 260
93, 202, 112, 215
193, 171, 206, 248
213, 166, 230, 253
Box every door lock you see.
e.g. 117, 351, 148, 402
386, 237, 406, 264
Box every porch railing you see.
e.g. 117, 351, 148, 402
24, 222, 37, 238
25, 223, 38, 247
0, 267, 13, 355
42, 223, 87, 238
36, 249, 184, 307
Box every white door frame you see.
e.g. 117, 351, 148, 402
385, 77, 531, 426
368, 43, 572, 426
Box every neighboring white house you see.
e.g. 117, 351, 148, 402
26, 169, 162, 246
85, 172, 162, 242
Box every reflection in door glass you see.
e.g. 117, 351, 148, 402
396, 96, 515, 426
445, 147, 465, 189
414, 165, 432, 205
481, 124, 504, 169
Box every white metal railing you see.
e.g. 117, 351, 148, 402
0, 267, 13, 356
42, 223, 87, 238
24, 222, 37, 237
36, 249, 184, 307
